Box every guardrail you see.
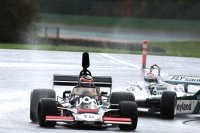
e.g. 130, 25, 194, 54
37, 25, 167, 69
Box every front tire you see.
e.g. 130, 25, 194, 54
30, 89, 56, 122
160, 91, 177, 119
38, 98, 57, 127
119, 101, 138, 131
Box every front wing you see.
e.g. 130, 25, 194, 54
45, 115, 132, 125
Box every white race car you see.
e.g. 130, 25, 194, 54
126, 64, 200, 119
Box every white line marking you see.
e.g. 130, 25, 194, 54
100, 53, 169, 77
100, 53, 141, 69
0, 62, 75, 68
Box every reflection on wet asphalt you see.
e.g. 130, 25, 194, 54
0, 49, 199, 133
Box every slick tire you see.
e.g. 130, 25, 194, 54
110, 92, 135, 104
38, 98, 57, 127
119, 101, 138, 131
110, 92, 135, 115
160, 91, 177, 119
30, 89, 56, 123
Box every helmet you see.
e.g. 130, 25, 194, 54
144, 71, 157, 83
79, 75, 94, 88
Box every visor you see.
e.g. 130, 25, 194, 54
80, 82, 94, 88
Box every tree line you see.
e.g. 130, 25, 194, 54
0, 0, 36, 43
0, 0, 199, 43
37, 0, 200, 20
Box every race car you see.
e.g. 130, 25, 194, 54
126, 64, 200, 119
30, 52, 138, 131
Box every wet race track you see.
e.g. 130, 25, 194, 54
0, 49, 200, 133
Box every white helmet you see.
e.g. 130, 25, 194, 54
144, 71, 157, 83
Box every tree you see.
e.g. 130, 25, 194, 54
0, 0, 36, 43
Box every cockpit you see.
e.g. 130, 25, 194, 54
71, 87, 100, 96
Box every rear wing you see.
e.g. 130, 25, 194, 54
53, 74, 112, 89
164, 75, 200, 85
164, 75, 200, 92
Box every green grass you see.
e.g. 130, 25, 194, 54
150, 41, 200, 57
0, 43, 136, 54
39, 13, 200, 32
1, 42, 200, 58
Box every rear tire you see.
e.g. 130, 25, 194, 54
119, 101, 138, 131
110, 92, 135, 104
38, 98, 57, 127
160, 91, 177, 119
30, 89, 56, 122
110, 92, 135, 116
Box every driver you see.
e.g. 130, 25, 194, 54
78, 75, 101, 97
79, 75, 94, 88
144, 71, 158, 83
70, 75, 99, 105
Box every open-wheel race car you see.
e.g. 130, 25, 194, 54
126, 64, 200, 119
30, 52, 138, 131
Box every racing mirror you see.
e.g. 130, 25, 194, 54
63, 90, 71, 99
101, 91, 108, 95
82, 52, 90, 70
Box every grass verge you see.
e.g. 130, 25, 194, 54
0, 43, 137, 54
39, 13, 200, 33
0, 41, 200, 58
150, 41, 200, 58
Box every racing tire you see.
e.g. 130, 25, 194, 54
110, 92, 135, 115
30, 89, 56, 123
119, 101, 138, 131
110, 92, 135, 104
38, 98, 57, 127
160, 91, 177, 119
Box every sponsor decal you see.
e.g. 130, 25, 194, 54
83, 114, 94, 119
76, 96, 97, 107
150, 85, 167, 96
127, 81, 143, 92
176, 100, 198, 114
127, 87, 135, 91
151, 89, 162, 95
129, 82, 143, 90
156, 86, 167, 91
176, 102, 191, 112
76, 113, 101, 121
170, 76, 200, 82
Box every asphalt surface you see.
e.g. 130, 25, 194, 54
0, 49, 200, 132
